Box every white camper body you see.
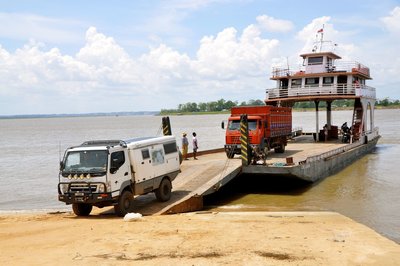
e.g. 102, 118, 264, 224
58, 136, 180, 216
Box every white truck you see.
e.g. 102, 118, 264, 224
58, 136, 181, 216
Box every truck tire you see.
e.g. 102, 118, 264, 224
114, 190, 133, 217
274, 144, 285, 153
155, 178, 172, 202
72, 203, 92, 216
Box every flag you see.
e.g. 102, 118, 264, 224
317, 28, 323, 33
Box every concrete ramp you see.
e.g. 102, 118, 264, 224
130, 152, 242, 215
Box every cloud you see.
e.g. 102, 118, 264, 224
196, 25, 279, 80
256, 15, 294, 33
0, 25, 279, 114
381, 6, 400, 33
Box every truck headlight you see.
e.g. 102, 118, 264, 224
98, 184, 105, 193
60, 184, 69, 194
105, 181, 111, 192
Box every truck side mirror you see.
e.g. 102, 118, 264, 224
110, 166, 118, 174
59, 161, 64, 171
221, 121, 225, 129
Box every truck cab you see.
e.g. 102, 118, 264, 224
223, 106, 292, 159
225, 115, 264, 158
58, 136, 180, 216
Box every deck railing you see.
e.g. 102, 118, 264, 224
271, 61, 370, 78
266, 84, 376, 100
303, 127, 379, 164
304, 127, 379, 164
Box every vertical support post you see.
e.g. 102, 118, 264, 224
315, 100, 320, 142
162, 116, 172, 136
326, 101, 332, 129
240, 114, 251, 166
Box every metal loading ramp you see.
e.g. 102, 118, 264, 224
130, 151, 242, 215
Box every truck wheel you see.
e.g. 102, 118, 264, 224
274, 144, 285, 153
155, 178, 172, 202
72, 203, 92, 216
114, 190, 133, 217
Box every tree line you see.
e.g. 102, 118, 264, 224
376, 98, 400, 106
160, 99, 265, 114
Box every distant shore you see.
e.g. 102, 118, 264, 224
160, 105, 400, 116
1, 106, 399, 119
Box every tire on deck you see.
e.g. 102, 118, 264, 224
155, 178, 172, 202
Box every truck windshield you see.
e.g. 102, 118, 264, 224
228, 120, 257, 131
63, 150, 108, 174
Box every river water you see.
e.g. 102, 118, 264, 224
0, 109, 399, 243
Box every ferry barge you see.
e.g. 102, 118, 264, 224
241, 32, 380, 181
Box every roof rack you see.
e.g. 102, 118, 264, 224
80, 140, 126, 147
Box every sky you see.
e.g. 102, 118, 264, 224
0, 0, 399, 115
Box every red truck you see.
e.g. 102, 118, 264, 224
223, 106, 292, 158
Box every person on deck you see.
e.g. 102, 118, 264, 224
192, 132, 199, 160
323, 124, 328, 142
182, 133, 189, 160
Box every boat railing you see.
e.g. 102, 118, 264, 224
271, 61, 370, 78
306, 139, 363, 163
305, 127, 379, 164
266, 84, 376, 100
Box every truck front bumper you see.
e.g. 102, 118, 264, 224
58, 182, 113, 205
224, 144, 241, 154
224, 144, 259, 154
58, 193, 113, 204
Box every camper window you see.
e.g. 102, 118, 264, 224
141, 149, 150, 159
163, 142, 177, 154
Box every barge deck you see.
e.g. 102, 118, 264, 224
126, 134, 378, 215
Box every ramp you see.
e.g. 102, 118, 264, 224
130, 151, 242, 215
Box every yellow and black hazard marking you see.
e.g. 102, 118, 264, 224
240, 114, 250, 166
162, 116, 172, 136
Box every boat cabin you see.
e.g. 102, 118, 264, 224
265, 37, 378, 143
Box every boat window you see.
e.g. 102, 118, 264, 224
308, 56, 323, 65
291, 79, 302, 87
306, 77, 319, 85
323, 77, 333, 84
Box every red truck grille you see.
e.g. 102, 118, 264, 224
228, 136, 253, 144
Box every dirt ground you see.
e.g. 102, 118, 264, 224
0, 210, 399, 265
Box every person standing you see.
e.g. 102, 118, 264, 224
323, 124, 328, 142
192, 132, 199, 160
182, 133, 189, 160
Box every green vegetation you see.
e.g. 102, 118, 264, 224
293, 99, 355, 109
160, 99, 264, 115
376, 98, 400, 108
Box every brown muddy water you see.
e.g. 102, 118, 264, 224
0, 109, 399, 243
